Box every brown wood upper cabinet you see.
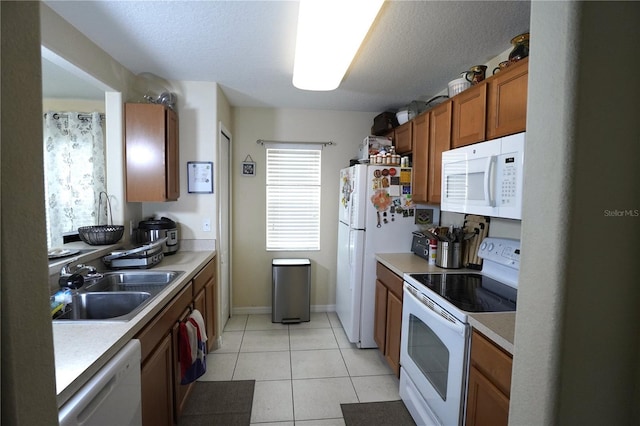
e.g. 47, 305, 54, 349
428, 101, 452, 204
394, 120, 413, 154
411, 112, 429, 203
487, 57, 529, 140
451, 58, 528, 149
125, 103, 180, 202
452, 83, 487, 148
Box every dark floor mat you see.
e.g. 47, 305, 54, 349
178, 380, 255, 425
341, 400, 416, 426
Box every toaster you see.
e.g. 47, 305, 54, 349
411, 231, 430, 261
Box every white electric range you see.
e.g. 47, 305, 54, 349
400, 237, 520, 426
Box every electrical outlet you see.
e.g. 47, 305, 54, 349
202, 218, 211, 232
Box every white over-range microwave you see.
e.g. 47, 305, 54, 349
441, 132, 525, 220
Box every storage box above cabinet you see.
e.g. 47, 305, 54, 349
125, 103, 180, 202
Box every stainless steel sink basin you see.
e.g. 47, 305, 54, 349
54, 270, 184, 322
84, 271, 182, 296
55, 292, 151, 321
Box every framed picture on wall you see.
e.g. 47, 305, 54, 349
242, 157, 256, 177
187, 161, 214, 193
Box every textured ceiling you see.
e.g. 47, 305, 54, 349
43, 0, 531, 112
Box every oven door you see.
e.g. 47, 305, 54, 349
400, 283, 470, 426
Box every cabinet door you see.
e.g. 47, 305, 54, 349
172, 308, 194, 422
194, 259, 217, 352
466, 365, 510, 426
486, 58, 528, 139
411, 112, 430, 204
394, 121, 413, 154
374, 280, 388, 351
165, 108, 180, 201
452, 83, 487, 148
205, 274, 217, 352
126, 103, 167, 202
125, 103, 179, 202
384, 291, 403, 378
428, 101, 452, 204
141, 333, 174, 426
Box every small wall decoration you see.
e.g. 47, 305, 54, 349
242, 155, 256, 177
187, 161, 214, 193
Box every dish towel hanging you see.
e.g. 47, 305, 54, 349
179, 309, 208, 384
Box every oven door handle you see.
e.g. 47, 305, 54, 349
404, 285, 467, 335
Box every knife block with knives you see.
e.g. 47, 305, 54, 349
462, 215, 490, 269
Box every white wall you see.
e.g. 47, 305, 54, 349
1, 2, 59, 424
231, 107, 376, 312
511, 1, 640, 424
142, 80, 223, 241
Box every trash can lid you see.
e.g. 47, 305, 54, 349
272, 258, 311, 266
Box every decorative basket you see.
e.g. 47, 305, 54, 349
78, 192, 125, 245
78, 225, 124, 245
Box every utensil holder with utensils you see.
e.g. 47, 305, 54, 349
436, 241, 462, 269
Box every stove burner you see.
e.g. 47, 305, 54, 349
408, 273, 516, 313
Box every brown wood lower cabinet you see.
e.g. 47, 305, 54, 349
374, 262, 404, 377
172, 308, 193, 418
137, 256, 217, 426
138, 282, 192, 426
193, 259, 217, 352
466, 330, 513, 426
140, 333, 174, 426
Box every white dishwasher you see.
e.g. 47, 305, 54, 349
58, 339, 142, 426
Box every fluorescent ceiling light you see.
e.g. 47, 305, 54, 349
292, 0, 384, 91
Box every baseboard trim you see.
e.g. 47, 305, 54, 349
232, 304, 336, 316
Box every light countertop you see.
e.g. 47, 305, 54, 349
52, 249, 215, 408
375, 252, 516, 355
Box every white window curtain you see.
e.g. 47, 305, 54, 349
43, 112, 106, 248
266, 147, 321, 251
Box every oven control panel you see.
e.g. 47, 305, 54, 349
477, 237, 520, 268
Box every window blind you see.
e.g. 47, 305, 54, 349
266, 148, 321, 251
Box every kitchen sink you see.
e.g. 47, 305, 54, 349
55, 292, 151, 321
54, 270, 184, 322
84, 271, 183, 296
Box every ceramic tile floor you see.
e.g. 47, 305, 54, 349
197, 312, 400, 425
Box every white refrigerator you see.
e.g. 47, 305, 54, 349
336, 164, 436, 348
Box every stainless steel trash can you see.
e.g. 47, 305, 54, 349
272, 259, 311, 323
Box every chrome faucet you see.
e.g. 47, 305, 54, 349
60, 262, 103, 282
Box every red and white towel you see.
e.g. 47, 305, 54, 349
179, 309, 208, 384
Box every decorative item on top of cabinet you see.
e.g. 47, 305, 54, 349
374, 262, 403, 377
466, 330, 513, 426
411, 112, 430, 203
452, 82, 487, 148
125, 103, 179, 202
428, 100, 452, 204
393, 120, 413, 154
486, 57, 528, 140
